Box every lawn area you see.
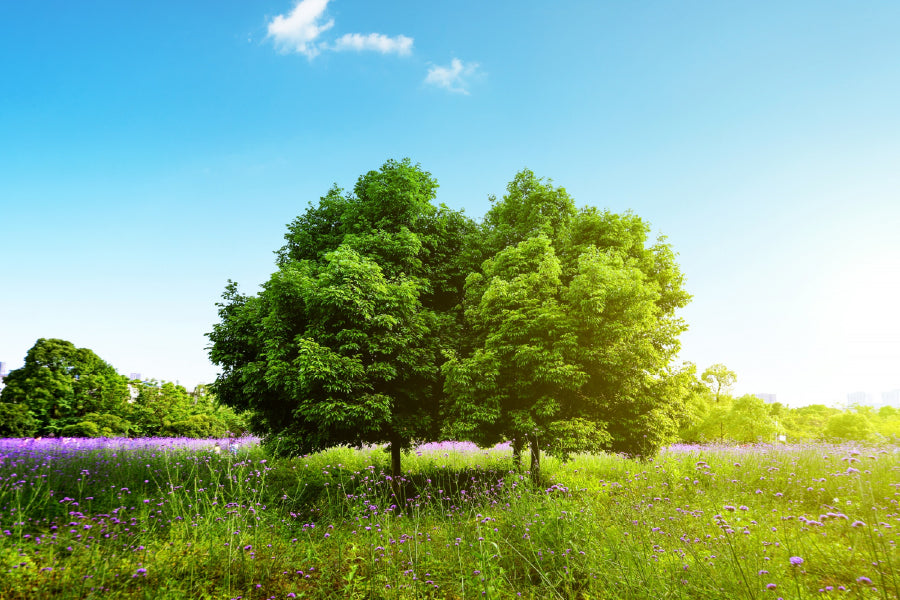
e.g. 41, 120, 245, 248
1, 437, 898, 599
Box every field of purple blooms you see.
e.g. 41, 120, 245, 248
1, 437, 899, 599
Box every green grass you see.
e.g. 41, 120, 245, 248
1, 438, 898, 599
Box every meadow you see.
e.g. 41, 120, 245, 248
1, 437, 898, 599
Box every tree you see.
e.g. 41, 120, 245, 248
676, 364, 717, 442
699, 363, 736, 440
725, 394, 777, 442
824, 411, 875, 441
208, 159, 479, 480
445, 170, 692, 476
0, 338, 131, 435
443, 235, 587, 481
781, 404, 841, 441
701, 364, 736, 405
130, 381, 197, 436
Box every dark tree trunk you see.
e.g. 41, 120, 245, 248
512, 437, 524, 471
390, 438, 402, 480
389, 434, 405, 511
529, 434, 541, 486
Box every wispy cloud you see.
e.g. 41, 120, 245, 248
267, 0, 334, 58
332, 33, 413, 55
267, 1, 413, 59
425, 58, 479, 94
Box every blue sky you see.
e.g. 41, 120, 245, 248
1, 1, 898, 406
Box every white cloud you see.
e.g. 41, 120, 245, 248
267, 1, 414, 59
425, 58, 479, 94
332, 33, 413, 55
267, 0, 334, 58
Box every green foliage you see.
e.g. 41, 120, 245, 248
825, 411, 875, 441
483, 168, 576, 249
443, 235, 583, 452
724, 394, 778, 442
0, 338, 131, 435
446, 170, 692, 464
129, 380, 240, 438
0, 403, 39, 437
675, 365, 780, 443
701, 363, 737, 404
59, 420, 101, 437
161, 414, 227, 438
780, 404, 842, 441
676, 365, 716, 442
0, 339, 243, 439
129, 381, 195, 436
78, 412, 133, 437
209, 159, 481, 471
545, 417, 612, 461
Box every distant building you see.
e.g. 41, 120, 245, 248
754, 393, 777, 404
129, 372, 141, 381
882, 390, 900, 407
847, 391, 872, 406
0, 361, 7, 388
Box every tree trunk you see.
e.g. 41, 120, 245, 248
389, 435, 405, 511
529, 434, 541, 486
512, 437, 524, 471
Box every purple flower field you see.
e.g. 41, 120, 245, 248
1, 437, 899, 599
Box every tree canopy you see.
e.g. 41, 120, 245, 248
0, 338, 247, 438
208, 159, 481, 477
444, 169, 693, 476
0, 338, 130, 435
209, 161, 695, 480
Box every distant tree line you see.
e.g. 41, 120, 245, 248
0, 338, 248, 438
678, 363, 896, 443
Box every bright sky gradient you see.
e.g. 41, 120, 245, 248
1, 1, 898, 407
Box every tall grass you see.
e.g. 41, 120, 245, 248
1, 437, 898, 599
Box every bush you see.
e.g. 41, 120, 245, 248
824, 412, 874, 441
81, 412, 134, 436
161, 414, 228, 438
0, 403, 39, 437
545, 418, 612, 461
59, 421, 101, 437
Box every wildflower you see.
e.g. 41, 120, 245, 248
857, 577, 872, 584
766, 583, 777, 590
789, 556, 804, 566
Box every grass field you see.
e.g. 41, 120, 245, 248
1, 437, 898, 599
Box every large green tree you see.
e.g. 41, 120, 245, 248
0, 338, 131, 435
444, 170, 692, 477
208, 159, 479, 478
443, 235, 589, 480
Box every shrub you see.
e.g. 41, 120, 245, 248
0, 403, 39, 437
